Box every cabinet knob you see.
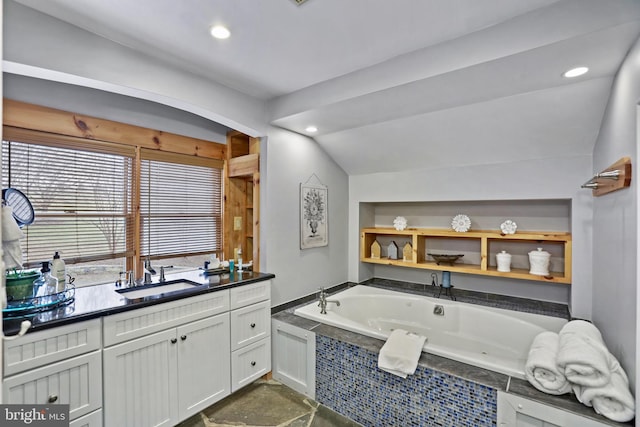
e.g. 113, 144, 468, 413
170, 338, 177, 344
250, 323, 256, 328
251, 361, 256, 366
181, 335, 187, 341
48, 394, 58, 403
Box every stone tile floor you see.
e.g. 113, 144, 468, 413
177, 379, 362, 427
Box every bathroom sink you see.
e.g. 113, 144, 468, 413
116, 280, 202, 300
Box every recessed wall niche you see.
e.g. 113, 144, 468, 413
358, 199, 572, 302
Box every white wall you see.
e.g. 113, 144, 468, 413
262, 127, 349, 306
3, 0, 266, 137
591, 35, 640, 395
349, 155, 593, 315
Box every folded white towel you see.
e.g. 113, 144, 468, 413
525, 331, 571, 395
378, 329, 426, 378
572, 367, 635, 423
557, 320, 612, 387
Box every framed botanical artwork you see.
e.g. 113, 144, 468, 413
300, 181, 328, 249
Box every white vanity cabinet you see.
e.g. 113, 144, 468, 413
2, 319, 103, 426
2, 279, 272, 427
230, 281, 271, 391
102, 291, 231, 427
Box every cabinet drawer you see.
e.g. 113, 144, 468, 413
3, 350, 102, 421
4, 319, 101, 376
103, 290, 230, 346
231, 338, 271, 392
230, 280, 270, 310
69, 409, 102, 427
230, 300, 270, 351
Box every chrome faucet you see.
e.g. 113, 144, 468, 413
144, 257, 156, 275
160, 266, 166, 283
116, 270, 133, 288
318, 288, 341, 314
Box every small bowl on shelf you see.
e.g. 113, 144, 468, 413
427, 253, 464, 266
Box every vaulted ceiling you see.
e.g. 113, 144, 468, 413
11, 0, 640, 175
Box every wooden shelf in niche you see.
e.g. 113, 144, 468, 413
360, 227, 572, 284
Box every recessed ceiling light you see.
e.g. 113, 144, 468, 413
563, 67, 589, 78
210, 25, 230, 39
305, 126, 318, 133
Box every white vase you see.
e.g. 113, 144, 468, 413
496, 250, 511, 272
528, 247, 551, 276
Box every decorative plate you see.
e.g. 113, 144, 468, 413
451, 214, 471, 232
500, 220, 517, 235
393, 216, 408, 231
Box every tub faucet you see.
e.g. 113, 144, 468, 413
318, 288, 341, 314
432, 272, 456, 301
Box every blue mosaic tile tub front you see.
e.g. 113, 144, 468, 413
316, 335, 497, 427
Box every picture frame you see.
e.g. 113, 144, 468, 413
300, 181, 328, 249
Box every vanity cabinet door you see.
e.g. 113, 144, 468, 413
176, 313, 230, 421
103, 329, 178, 427
3, 350, 102, 421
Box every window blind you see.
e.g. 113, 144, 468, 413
140, 149, 223, 259
1, 139, 134, 265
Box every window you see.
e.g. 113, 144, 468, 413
2, 127, 223, 286
140, 149, 223, 272
2, 130, 135, 286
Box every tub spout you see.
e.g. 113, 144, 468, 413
318, 288, 341, 314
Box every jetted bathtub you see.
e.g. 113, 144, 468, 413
294, 285, 567, 378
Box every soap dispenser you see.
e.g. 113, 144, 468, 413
33, 261, 58, 297
51, 251, 66, 291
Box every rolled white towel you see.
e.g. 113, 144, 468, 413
557, 320, 611, 387
378, 329, 426, 378
572, 367, 635, 423
525, 331, 571, 395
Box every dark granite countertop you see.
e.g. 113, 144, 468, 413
4, 269, 274, 336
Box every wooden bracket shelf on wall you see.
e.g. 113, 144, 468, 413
581, 157, 632, 196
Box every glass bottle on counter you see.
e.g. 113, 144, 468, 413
33, 261, 59, 298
